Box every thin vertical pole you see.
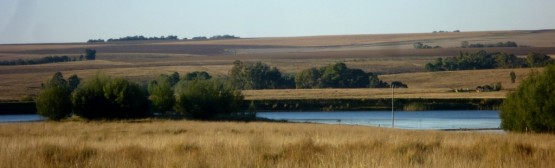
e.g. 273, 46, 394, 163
392, 85, 395, 128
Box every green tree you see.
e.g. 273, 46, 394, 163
526, 53, 553, 67
510, 71, 516, 83
36, 72, 72, 120
67, 74, 80, 91
85, 49, 96, 60
295, 68, 321, 88
148, 75, 175, 113
500, 65, 555, 133
169, 72, 180, 86
184, 71, 211, 81
229, 60, 291, 89
174, 79, 243, 119
72, 74, 149, 120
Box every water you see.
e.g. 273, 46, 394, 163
0, 114, 44, 123
257, 110, 500, 130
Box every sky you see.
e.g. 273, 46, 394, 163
1, 0, 555, 44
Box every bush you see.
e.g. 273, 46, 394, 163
36, 72, 72, 120
174, 79, 243, 119
295, 62, 391, 88
500, 65, 555, 133
148, 75, 175, 113
72, 74, 149, 120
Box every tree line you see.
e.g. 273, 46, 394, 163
413, 42, 441, 49
425, 50, 553, 71
0, 49, 96, 66
37, 61, 406, 121
87, 34, 240, 43
460, 41, 519, 48
37, 71, 243, 121
229, 61, 406, 89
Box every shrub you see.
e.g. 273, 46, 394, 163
174, 79, 243, 119
148, 75, 175, 113
72, 74, 149, 120
500, 65, 555, 133
36, 72, 72, 120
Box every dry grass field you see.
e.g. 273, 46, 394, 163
1, 120, 554, 168
243, 88, 508, 100
0, 30, 554, 101
2, 30, 555, 167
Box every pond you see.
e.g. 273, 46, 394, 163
257, 110, 501, 130
1, 111, 501, 130
0, 114, 44, 123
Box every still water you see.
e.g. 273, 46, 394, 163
0, 114, 44, 123
257, 110, 500, 130
1, 111, 501, 130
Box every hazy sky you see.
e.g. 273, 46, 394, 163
1, 0, 555, 44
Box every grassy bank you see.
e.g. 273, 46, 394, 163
0, 121, 554, 167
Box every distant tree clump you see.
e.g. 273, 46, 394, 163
413, 42, 441, 49
36, 72, 73, 120
391, 81, 408, 88
460, 41, 518, 48
72, 74, 149, 120
0, 55, 80, 66
174, 79, 243, 119
106, 35, 179, 42
230, 61, 294, 89
191, 36, 208, 40
209, 35, 240, 40
85, 49, 96, 60
87, 39, 105, 43
527, 52, 554, 67
500, 65, 555, 133
424, 50, 552, 72
294, 62, 394, 88
184, 71, 212, 80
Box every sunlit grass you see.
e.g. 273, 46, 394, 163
1, 120, 554, 167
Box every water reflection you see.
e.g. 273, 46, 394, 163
257, 110, 500, 130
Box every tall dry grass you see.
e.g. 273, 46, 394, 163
0, 120, 554, 168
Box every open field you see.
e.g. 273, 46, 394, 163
0, 30, 554, 101
1, 121, 554, 167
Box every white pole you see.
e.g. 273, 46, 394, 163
392, 85, 395, 128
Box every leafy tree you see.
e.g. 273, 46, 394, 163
500, 65, 555, 133
295, 63, 391, 88
424, 50, 546, 72
72, 74, 149, 120
527, 53, 553, 67
85, 49, 96, 60
295, 68, 321, 88
510, 71, 516, 83
461, 41, 469, 48
184, 71, 211, 81
174, 79, 243, 119
169, 72, 180, 86
36, 72, 72, 120
67, 74, 80, 91
391, 81, 408, 88
148, 75, 175, 113
229, 61, 292, 89
368, 73, 388, 88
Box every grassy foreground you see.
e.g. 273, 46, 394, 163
1, 121, 554, 168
